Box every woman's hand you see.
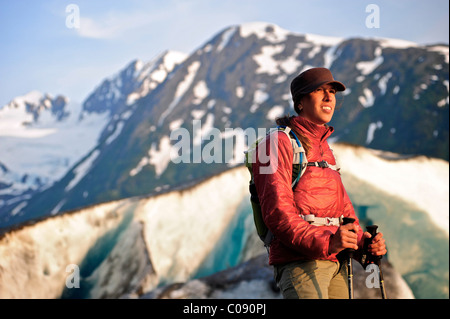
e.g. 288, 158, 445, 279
363, 231, 387, 256
328, 223, 359, 255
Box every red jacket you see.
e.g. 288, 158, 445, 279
253, 116, 363, 265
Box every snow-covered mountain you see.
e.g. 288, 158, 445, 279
0, 144, 447, 298
2, 22, 446, 229
0, 51, 187, 225
0, 91, 109, 215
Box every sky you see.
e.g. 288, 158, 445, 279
0, 0, 448, 108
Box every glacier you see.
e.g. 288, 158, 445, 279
0, 167, 250, 298
0, 143, 447, 299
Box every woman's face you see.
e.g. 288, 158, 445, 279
299, 84, 336, 125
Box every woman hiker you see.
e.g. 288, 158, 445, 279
252, 67, 387, 299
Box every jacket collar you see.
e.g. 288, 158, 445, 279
291, 116, 334, 142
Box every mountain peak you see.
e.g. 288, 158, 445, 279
82, 50, 188, 116
236, 21, 428, 49
238, 21, 292, 43
4, 90, 44, 110
0, 90, 70, 130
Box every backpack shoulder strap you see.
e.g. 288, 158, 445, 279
276, 126, 308, 187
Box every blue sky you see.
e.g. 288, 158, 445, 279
0, 0, 448, 107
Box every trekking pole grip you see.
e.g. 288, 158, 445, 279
366, 225, 382, 262
343, 217, 355, 225
342, 217, 355, 258
366, 225, 378, 237
365, 225, 387, 299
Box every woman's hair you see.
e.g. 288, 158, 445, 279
293, 94, 304, 114
275, 115, 311, 156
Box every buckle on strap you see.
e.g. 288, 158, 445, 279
300, 214, 343, 226
325, 217, 336, 226
316, 160, 329, 168
308, 160, 329, 168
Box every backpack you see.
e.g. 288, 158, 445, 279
244, 126, 308, 248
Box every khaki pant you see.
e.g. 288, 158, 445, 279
274, 260, 349, 299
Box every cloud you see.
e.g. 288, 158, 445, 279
76, 11, 155, 39
73, 1, 246, 41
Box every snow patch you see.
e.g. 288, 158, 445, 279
323, 44, 341, 69
65, 149, 100, 191
160, 51, 189, 74
279, 55, 302, 74
158, 61, 201, 126
169, 119, 184, 131
105, 121, 125, 145
266, 105, 284, 121
305, 33, 343, 46
130, 135, 176, 178
378, 72, 392, 95
359, 88, 375, 108
253, 45, 284, 75
192, 81, 209, 105
149, 137, 173, 177
356, 47, 384, 75
217, 26, 237, 51
250, 89, 269, 113
366, 121, 383, 144
235, 86, 245, 99
239, 22, 290, 43
193, 113, 215, 146
427, 45, 449, 64
378, 38, 418, 49
191, 109, 206, 120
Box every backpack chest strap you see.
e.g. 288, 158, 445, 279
307, 160, 339, 171
301, 214, 344, 226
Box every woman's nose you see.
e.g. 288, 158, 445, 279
323, 91, 332, 100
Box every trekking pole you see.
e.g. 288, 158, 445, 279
378, 261, 387, 299
364, 225, 387, 299
342, 217, 356, 299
